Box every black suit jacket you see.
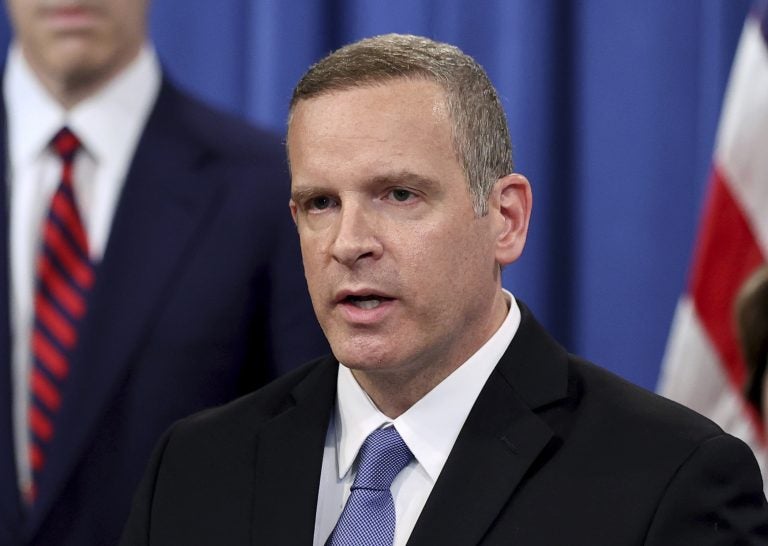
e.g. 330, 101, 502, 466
120, 302, 768, 545
0, 79, 328, 545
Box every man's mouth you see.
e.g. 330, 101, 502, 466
344, 295, 391, 310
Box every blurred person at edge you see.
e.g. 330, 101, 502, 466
0, 0, 327, 544
738, 266, 768, 427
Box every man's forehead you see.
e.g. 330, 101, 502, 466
290, 78, 449, 125
289, 84, 452, 159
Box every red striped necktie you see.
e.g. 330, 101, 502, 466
27, 127, 94, 504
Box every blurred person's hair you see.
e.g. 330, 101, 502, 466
736, 265, 768, 411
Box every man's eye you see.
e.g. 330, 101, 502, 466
308, 196, 334, 210
389, 189, 413, 202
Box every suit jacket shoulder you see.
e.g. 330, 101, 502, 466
170, 354, 334, 441
153, 81, 287, 167
120, 355, 338, 546
419, 301, 768, 545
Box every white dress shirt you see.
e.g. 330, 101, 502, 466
313, 290, 522, 546
4, 42, 161, 494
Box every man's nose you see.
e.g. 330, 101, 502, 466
330, 202, 383, 267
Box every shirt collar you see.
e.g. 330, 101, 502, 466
68, 44, 160, 165
4, 43, 63, 169
335, 289, 521, 482
4, 42, 161, 167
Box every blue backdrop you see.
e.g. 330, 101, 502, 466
0, 1, 752, 390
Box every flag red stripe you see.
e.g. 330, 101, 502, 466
689, 165, 766, 389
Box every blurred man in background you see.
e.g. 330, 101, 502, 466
0, 0, 326, 544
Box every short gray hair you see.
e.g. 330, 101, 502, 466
289, 34, 513, 216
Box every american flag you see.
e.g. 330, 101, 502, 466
658, 4, 768, 476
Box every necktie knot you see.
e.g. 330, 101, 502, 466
352, 426, 413, 492
51, 127, 81, 163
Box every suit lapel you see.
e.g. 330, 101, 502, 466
0, 98, 24, 543
250, 357, 338, 545
27, 81, 230, 532
407, 302, 570, 545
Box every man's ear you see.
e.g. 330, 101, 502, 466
491, 173, 532, 266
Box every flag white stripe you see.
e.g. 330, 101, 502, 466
716, 17, 768, 257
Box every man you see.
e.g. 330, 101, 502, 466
0, 1, 326, 545
121, 34, 768, 545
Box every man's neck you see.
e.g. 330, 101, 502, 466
352, 293, 511, 418
352, 366, 450, 419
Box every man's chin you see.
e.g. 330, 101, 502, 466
40, 53, 122, 104
332, 348, 399, 373
48, 50, 108, 81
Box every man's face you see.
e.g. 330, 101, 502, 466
288, 79, 522, 385
6, 0, 148, 94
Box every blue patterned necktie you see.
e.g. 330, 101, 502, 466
327, 426, 414, 546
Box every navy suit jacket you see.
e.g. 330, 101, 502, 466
0, 78, 328, 545
121, 302, 768, 545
